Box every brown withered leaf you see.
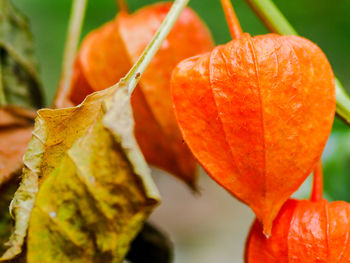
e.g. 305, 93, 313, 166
0, 0, 43, 187
0, 0, 42, 108
0, 177, 26, 263
0, 106, 35, 185
0, 179, 18, 255
0, 86, 160, 262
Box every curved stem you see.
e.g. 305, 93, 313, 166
54, 0, 87, 108
335, 78, 350, 125
116, 0, 129, 13
244, 0, 350, 127
220, 0, 243, 39
0, 53, 7, 105
310, 160, 323, 202
244, 0, 296, 35
121, 0, 190, 95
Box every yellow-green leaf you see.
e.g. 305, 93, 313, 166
1, 87, 160, 262
0, 0, 192, 260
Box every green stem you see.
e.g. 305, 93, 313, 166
0, 51, 7, 105
245, 0, 350, 126
335, 79, 350, 125
120, 0, 190, 95
245, 0, 296, 35
58, 0, 88, 103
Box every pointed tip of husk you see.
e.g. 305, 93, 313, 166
257, 205, 276, 238
262, 224, 272, 238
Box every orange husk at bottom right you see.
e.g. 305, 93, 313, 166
245, 161, 350, 262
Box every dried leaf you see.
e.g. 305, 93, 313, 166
55, 3, 214, 188
0, 0, 43, 187
1, 86, 160, 262
0, 179, 19, 255
0, 0, 42, 108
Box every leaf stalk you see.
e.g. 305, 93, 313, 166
54, 0, 87, 107
120, 0, 190, 95
244, 0, 350, 126
0, 52, 7, 105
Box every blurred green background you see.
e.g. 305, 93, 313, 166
13, 0, 350, 199
11, 0, 350, 262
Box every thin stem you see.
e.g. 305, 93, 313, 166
55, 0, 87, 107
244, 0, 350, 127
0, 51, 7, 105
120, 0, 190, 95
244, 0, 297, 35
335, 78, 350, 125
220, 0, 243, 39
310, 160, 323, 202
116, 0, 129, 13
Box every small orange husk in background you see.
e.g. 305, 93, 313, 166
245, 161, 350, 263
55, 2, 214, 189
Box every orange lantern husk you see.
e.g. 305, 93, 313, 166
245, 161, 350, 263
55, 2, 214, 189
171, 0, 335, 234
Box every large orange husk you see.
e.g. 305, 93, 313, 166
55, 2, 214, 188
171, 33, 335, 233
245, 198, 350, 262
